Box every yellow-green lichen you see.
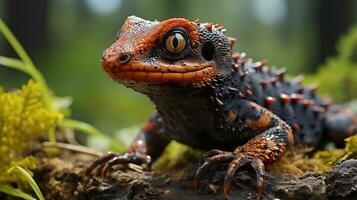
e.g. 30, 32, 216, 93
0, 80, 62, 185
270, 147, 325, 176
314, 135, 357, 173
270, 135, 357, 176
153, 141, 203, 176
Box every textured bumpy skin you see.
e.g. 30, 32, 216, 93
85, 16, 357, 197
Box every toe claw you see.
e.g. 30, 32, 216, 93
194, 154, 234, 189
194, 150, 266, 198
83, 153, 117, 176
204, 149, 225, 159
223, 156, 251, 197
194, 160, 210, 189
100, 155, 131, 178
101, 162, 111, 178
250, 158, 265, 196
84, 152, 151, 177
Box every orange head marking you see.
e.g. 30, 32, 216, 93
101, 16, 234, 88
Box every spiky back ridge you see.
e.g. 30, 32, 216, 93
217, 53, 331, 147
193, 19, 330, 146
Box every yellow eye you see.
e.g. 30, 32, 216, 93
165, 32, 187, 54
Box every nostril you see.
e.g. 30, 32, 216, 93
117, 53, 131, 64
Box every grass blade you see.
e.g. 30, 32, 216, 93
7, 166, 45, 200
0, 18, 51, 107
59, 118, 124, 151
0, 184, 36, 200
0, 56, 28, 73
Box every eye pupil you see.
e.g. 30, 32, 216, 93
165, 31, 187, 54
172, 36, 179, 48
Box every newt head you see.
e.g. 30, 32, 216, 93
101, 16, 235, 89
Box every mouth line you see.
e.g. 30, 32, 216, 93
105, 64, 214, 83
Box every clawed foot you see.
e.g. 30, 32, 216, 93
83, 152, 151, 178
193, 149, 265, 198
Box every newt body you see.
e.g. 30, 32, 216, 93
85, 16, 357, 197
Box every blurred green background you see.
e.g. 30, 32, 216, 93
0, 0, 356, 137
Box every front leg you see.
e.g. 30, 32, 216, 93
84, 113, 169, 177
194, 100, 294, 197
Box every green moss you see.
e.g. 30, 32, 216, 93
314, 135, 357, 172
270, 147, 325, 176
305, 27, 357, 102
270, 135, 357, 176
0, 80, 62, 185
153, 141, 203, 176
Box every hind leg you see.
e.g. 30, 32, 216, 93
323, 105, 357, 147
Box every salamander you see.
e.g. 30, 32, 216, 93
84, 16, 357, 197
